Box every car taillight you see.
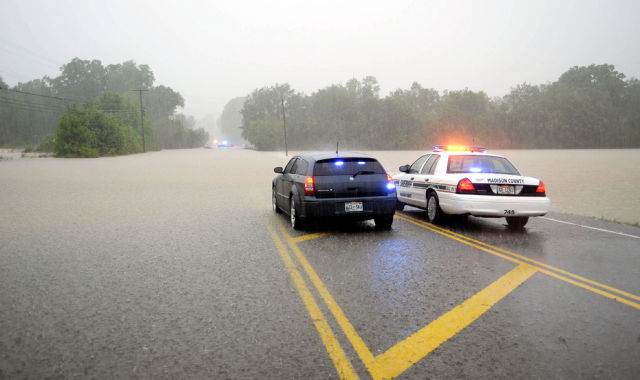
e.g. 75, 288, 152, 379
536, 181, 546, 195
457, 178, 476, 194
304, 176, 315, 194
386, 174, 396, 190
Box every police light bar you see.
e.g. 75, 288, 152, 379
433, 145, 487, 152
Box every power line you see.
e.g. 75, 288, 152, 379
0, 98, 67, 112
0, 87, 76, 102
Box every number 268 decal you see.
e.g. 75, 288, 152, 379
504, 209, 515, 215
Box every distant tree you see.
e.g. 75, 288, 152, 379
217, 96, 247, 143
105, 61, 155, 93
50, 58, 107, 101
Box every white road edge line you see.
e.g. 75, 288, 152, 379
541, 217, 640, 240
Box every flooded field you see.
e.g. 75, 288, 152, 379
2, 148, 639, 225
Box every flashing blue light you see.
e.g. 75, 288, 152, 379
222, 140, 228, 145
357, 161, 366, 165
470, 167, 482, 172
334, 160, 344, 166
387, 183, 396, 190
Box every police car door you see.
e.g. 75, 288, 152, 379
409, 154, 440, 207
397, 154, 429, 207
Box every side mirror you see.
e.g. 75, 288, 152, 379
399, 165, 409, 173
274, 167, 283, 174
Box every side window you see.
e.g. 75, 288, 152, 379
421, 154, 440, 174
284, 158, 297, 174
295, 159, 309, 175
409, 155, 429, 174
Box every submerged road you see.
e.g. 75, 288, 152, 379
1, 149, 639, 378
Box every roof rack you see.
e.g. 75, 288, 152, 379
433, 145, 487, 152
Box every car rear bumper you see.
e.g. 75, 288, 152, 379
438, 193, 550, 217
299, 195, 397, 220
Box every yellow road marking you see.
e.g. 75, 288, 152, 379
275, 222, 378, 374
266, 223, 359, 380
277, 220, 536, 379
293, 232, 334, 243
396, 213, 640, 310
373, 263, 537, 379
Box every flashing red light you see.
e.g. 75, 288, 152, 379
386, 174, 393, 182
304, 176, 315, 194
457, 178, 476, 193
536, 181, 546, 195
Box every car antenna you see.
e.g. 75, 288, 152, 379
336, 141, 339, 156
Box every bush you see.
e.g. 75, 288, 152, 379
36, 134, 56, 152
53, 93, 147, 157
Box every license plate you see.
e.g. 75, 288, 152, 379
345, 202, 363, 212
497, 185, 515, 195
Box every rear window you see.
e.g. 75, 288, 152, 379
313, 158, 385, 176
447, 155, 520, 175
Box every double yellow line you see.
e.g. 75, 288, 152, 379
267, 219, 538, 379
267, 213, 640, 379
266, 222, 359, 379
395, 212, 640, 310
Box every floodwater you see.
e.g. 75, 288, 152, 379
275, 149, 640, 226
2, 148, 639, 225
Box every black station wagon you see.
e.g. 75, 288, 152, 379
272, 152, 397, 229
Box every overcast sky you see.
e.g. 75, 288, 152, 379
1, 0, 639, 120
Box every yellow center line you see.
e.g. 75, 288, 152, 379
277, 218, 539, 379
373, 263, 538, 379
396, 213, 640, 310
293, 232, 334, 243
275, 221, 379, 373
266, 222, 358, 380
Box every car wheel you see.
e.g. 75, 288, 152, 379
374, 215, 394, 229
290, 198, 304, 230
395, 201, 405, 211
426, 191, 443, 223
506, 216, 529, 229
272, 187, 281, 213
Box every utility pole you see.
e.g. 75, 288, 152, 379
281, 97, 288, 156
132, 89, 149, 152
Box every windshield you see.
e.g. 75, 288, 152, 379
447, 155, 520, 175
314, 158, 385, 176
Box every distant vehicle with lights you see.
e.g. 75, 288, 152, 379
393, 146, 550, 228
217, 140, 234, 148
272, 152, 397, 229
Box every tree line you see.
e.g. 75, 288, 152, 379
0, 58, 208, 156
238, 64, 640, 150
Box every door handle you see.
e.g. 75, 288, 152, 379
410, 177, 414, 180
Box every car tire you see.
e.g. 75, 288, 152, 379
395, 201, 405, 211
290, 198, 304, 230
506, 216, 529, 229
272, 187, 281, 213
426, 191, 444, 223
374, 214, 394, 229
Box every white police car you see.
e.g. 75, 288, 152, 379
393, 146, 550, 228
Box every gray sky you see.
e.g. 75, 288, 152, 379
1, 0, 639, 120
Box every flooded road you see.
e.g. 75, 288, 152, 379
1, 148, 639, 378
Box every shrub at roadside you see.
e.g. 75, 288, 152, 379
54, 93, 144, 157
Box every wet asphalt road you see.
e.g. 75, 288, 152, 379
1, 149, 639, 379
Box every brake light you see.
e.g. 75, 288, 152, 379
386, 174, 396, 190
457, 178, 476, 193
304, 176, 315, 194
536, 181, 546, 195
